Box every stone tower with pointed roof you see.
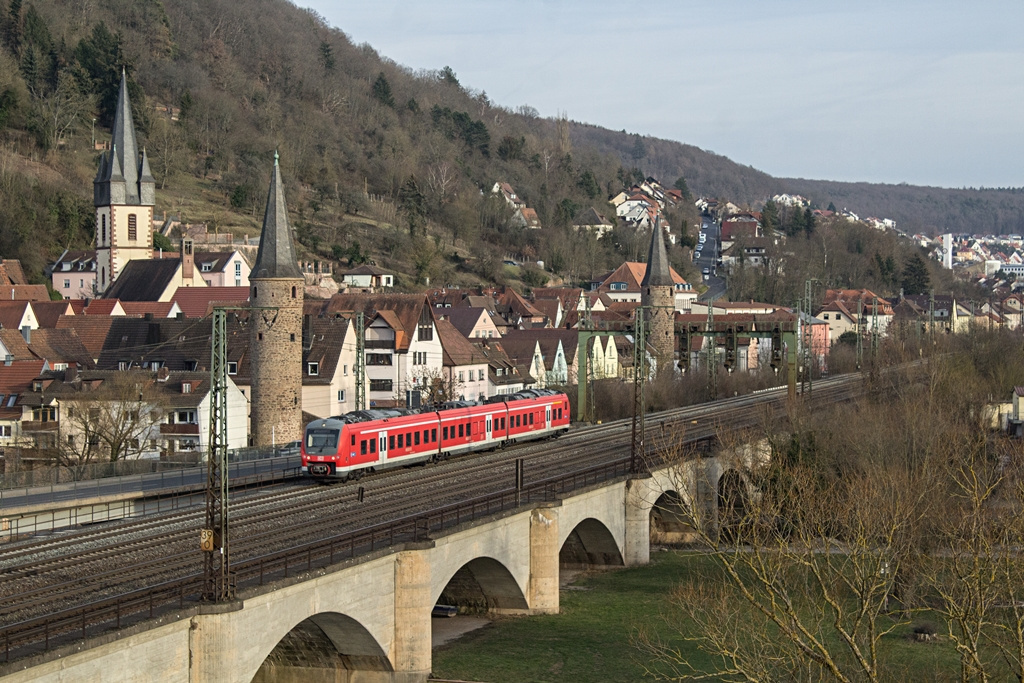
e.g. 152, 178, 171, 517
249, 153, 304, 447
94, 70, 156, 295
641, 220, 676, 372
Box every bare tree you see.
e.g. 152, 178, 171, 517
56, 373, 168, 470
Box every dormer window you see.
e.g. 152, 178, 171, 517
307, 362, 319, 376
227, 361, 237, 375
32, 381, 42, 392
182, 382, 192, 394
201, 263, 212, 272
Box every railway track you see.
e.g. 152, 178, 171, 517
0, 371, 872, 663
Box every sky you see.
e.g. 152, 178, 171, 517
301, 0, 1024, 190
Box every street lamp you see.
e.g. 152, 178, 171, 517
91, 118, 96, 148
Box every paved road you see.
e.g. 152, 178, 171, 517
696, 216, 726, 301
0, 454, 302, 512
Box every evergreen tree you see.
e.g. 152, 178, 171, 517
673, 176, 692, 201
827, 201, 837, 213
901, 253, 931, 295
3, 0, 22, 54
371, 72, 394, 108
761, 200, 779, 233
74, 23, 123, 126
803, 207, 815, 237
398, 175, 426, 236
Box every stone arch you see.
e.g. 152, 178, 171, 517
649, 490, 697, 545
559, 517, 624, 567
717, 468, 748, 542
432, 556, 529, 614
250, 611, 392, 683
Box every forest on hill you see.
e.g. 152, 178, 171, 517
0, 0, 1003, 301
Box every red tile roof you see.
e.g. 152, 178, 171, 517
170, 287, 250, 318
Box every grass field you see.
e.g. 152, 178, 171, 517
430, 551, 965, 683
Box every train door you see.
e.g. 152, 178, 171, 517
379, 432, 388, 462
486, 415, 492, 442
545, 406, 551, 429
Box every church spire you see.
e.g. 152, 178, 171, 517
109, 68, 140, 203
252, 152, 302, 279
94, 68, 152, 206
642, 217, 673, 287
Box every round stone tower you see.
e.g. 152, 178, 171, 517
249, 152, 304, 447
641, 219, 676, 373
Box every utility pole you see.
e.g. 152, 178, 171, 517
630, 307, 647, 474
202, 308, 233, 602
856, 298, 864, 370
354, 311, 366, 410
871, 297, 880, 359
929, 290, 936, 342
705, 300, 716, 400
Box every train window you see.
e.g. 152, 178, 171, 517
369, 438, 376, 454
431, 428, 437, 442
458, 424, 464, 438
423, 429, 429, 443
389, 435, 395, 450
351, 435, 356, 446
530, 413, 534, 425
443, 426, 449, 440
414, 431, 420, 446
360, 440, 367, 455
398, 434, 404, 448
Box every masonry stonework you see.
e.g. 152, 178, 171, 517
250, 278, 303, 446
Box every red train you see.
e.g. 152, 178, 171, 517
301, 388, 571, 481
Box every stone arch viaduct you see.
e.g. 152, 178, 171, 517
2, 455, 753, 683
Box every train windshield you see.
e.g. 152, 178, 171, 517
306, 428, 339, 451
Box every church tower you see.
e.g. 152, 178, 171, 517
93, 69, 156, 294
641, 219, 676, 372
249, 152, 304, 447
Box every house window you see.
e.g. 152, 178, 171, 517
458, 371, 464, 382
101, 215, 106, 243
128, 214, 137, 241
176, 410, 197, 423
370, 379, 392, 392
63, 279, 70, 289
344, 365, 348, 375
338, 390, 346, 402
478, 369, 484, 381
182, 382, 192, 394
291, 286, 297, 299
0, 425, 10, 437
32, 406, 56, 422
80, 279, 84, 288
201, 263, 212, 272
227, 361, 237, 375
118, 360, 130, 371
418, 323, 433, 341
367, 354, 392, 366
290, 333, 296, 342
308, 362, 319, 376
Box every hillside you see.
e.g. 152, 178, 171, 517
0, 0, 1012, 298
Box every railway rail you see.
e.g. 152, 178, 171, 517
0, 372, 875, 664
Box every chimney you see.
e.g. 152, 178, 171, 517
181, 237, 194, 279
157, 366, 170, 382
65, 364, 78, 383
21, 325, 30, 344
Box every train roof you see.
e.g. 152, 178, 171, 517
311, 388, 565, 427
